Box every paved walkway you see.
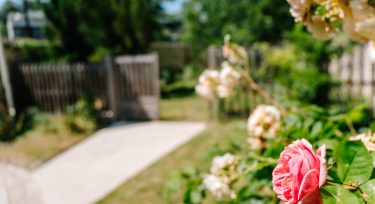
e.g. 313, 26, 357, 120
0, 163, 44, 204
32, 121, 205, 204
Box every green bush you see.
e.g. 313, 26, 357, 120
65, 95, 99, 134
0, 107, 47, 142
161, 80, 196, 98
12, 39, 58, 62
172, 104, 374, 203
253, 42, 331, 105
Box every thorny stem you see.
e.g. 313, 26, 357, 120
326, 179, 358, 190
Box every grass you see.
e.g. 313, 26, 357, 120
0, 115, 92, 169
160, 95, 210, 121
99, 120, 248, 204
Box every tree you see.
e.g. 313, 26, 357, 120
182, 0, 294, 52
44, 0, 162, 61
0, 0, 20, 23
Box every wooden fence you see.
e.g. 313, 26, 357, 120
328, 44, 375, 109
11, 54, 160, 120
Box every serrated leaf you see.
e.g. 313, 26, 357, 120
322, 185, 359, 204
360, 179, 375, 203
336, 141, 373, 185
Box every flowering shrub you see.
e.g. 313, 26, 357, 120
177, 105, 374, 203
187, 3, 375, 200
196, 36, 244, 101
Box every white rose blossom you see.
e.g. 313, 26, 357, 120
287, 0, 311, 22
216, 84, 233, 98
203, 153, 238, 199
247, 105, 281, 140
196, 62, 242, 100
220, 62, 241, 87
195, 69, 220, 100
210, 153, 238, 175
203, 174, 235, 199
306, 15, 337, 40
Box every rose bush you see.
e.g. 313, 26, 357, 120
176, 7, 375, 200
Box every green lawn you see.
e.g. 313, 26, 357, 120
160, 95, 210, 121
99, 120, 247, 204
0, 115, 92, 169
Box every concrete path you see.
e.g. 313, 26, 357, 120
32, 121, 205, 204
0, 163, 44, 204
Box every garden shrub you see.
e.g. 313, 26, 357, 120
185, 36, 375, 203
65, 95, 99, 134
253, 42, 331, 105
11, 39, 58, 62
0, 107, 47, 142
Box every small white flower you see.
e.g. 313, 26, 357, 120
306, 15, 336, 40
195, 84, 215, 101
216, 84, 233, 98
287, 0, 312, 22
196, 69, 220, 100
203, 174, 234, 199
247, 105, 281, 139
220, 62, 241, 87
198, 69, 220, 86
211, 153, 237, 174
247, 137, 264, 151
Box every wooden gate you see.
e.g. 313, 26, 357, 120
112, 54, 159, 120
12, 54, 160, 121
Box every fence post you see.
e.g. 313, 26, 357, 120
104, 55, 117, 119
0, 33, 15, 116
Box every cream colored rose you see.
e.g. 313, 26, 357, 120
220, 62, 241, 87
287, 0, 312, 22
210, 153, 238, 175
203, 174, 235, 199
247, 105, 281, 139
306, 15, 336, 40
195, 69, 220, 100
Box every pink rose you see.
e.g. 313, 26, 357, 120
272, 139, 327, 204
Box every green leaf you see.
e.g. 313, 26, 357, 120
360, 179, 375, 203
335, 140, 373, 185
311, 121, 323, 137
322, 185, 359, 204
